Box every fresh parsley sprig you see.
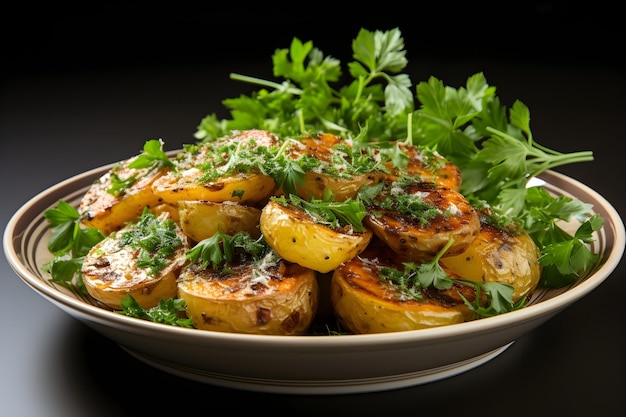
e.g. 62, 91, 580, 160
128, 138, 176, 171
195, 28, 413, 142
192, 27, 600, 287
520, 186, 603, 286
458, 281, 526, 318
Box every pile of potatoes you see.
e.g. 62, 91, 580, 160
78, 130, 541, 335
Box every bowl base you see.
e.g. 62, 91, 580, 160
121, 341, 514, 395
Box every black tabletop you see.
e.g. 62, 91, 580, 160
2, 5, 624, 416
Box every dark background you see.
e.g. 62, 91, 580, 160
2, 3, 624, 416
4, 3, 623, 72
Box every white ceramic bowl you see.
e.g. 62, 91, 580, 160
4, 162, 624, 395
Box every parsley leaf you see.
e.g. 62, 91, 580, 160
128, 139, 175, 170
195, 28, 413, 142
42, 200, 105, 292
117, 294, 194, 328
459, 282, 526, 318
519, 186, 602, 285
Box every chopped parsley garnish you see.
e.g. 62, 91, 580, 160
359, 179, 443, 227
119, 208, 183, 276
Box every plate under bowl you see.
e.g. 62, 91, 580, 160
4, 163, 624, 394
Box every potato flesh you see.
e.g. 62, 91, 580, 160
440, 222, 542, 302
260, 200, 373, 273
178, 200, 261, 242
178, 258, 319, 335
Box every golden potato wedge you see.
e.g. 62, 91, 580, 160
259, 199, 372, 273
151, 129, 280, 205
287, 133, 383, 201
363, 181, 480, 260
79, 156, 168, 235
440, 220, 542, 302
295, 170, 383, 202
82, 211, 190, 310
331, 240, 477, 334
152, 170, 276, 206
383, 142, 463, 191
178, 255, 319, 335
152, 202, 180, 223
178, 200, 262, 242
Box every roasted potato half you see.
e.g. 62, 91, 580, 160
79, 156, 168, 235
440, 220, 542, 302
295, 170, 383, 202
82, 212, 190, 310
285, 133, 383, 201
178, 256, 319, 335
383, 142, 463, 191
331, 240, 477, 334
152, 129, 280, 206
151, 202, 180, 223
363, 181, 480, 260
178, 200, 262, 242
260, 199, 372, 273
152, 171, 276, 206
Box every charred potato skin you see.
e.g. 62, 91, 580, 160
152, 170, 276, 206
178, 258, 319, 335
384, 142, 463, 192
295, 170, 383, 202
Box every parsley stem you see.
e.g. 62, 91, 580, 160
528, 151, 595, 178
405, 113, 413, 144
486, 126, 594, 178
229, 73, 303, 95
